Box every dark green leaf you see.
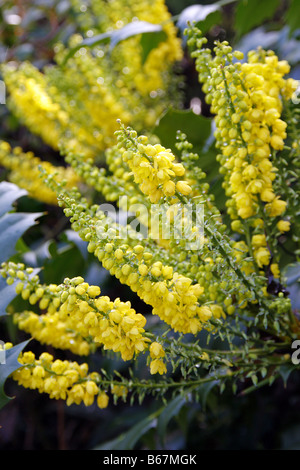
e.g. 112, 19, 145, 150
279, 364, 297, 387
234, 0, 280, 37
285, 0, 300, 35
140, 30, 167, 64
197, 380, 218, 409
153, 108, 212, 154
94, 411, 158, 450
157, 394, 188, 446
0, 340, 30, 409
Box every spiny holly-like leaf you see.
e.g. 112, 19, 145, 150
0, 340, 30, 409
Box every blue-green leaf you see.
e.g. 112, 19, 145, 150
0, 275, 19, 317
0, 211, 43, 264
0, 182, 27, 217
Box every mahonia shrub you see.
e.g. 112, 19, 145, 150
0, 12, 300, 414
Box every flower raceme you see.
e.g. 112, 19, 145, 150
0, 141, 79, 205
10, 348, 109, 408
1, 0, 183, 158
0, 262, 163, 369
189, 33, 296, 221
53, 183, 226, 335
188, 30, 297, 270
116, 126, 192, 203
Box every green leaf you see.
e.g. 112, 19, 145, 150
153, 108, 212, 154
177, 4, 221, 33
140, 30, 167, 64
197, 380, 218, 409
234, 0, 280, 37
279, 364, 297, 387
157, 394, 189, 446
0, 340, 30, 409
285, 0, 300, 35
94, 411, 158, 450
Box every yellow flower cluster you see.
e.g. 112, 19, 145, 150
69, 0, 183, 97
2, 0, 182, 163
0, 141, 79, 205
189, 32, 298, 269
2, 263, 152, 363
58, 291, 150, 362
55, 186, 225, 334
149, 341, 167, 375
11, 349, 106, 407
118, 130, 192, 203
13, 310, 92, 356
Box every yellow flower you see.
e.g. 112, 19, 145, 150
277, 220, 291, 233
265, 198, 287, 217
97, 392, 109, 409
149, 342, 165, 359
150, 358, 167, 375
254, 247, 270, 268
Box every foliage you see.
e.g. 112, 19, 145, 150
0, 0, 300, 451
